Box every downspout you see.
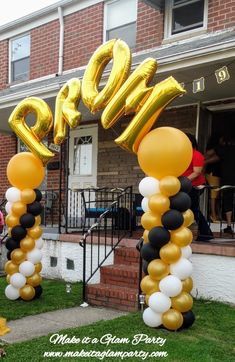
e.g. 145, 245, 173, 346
58, 6, 64, 75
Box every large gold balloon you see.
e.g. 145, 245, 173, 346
148, 193, 170, 214
11, 249, 26, 265
27, 273, 42, 287
20, 284, 35, 301
141, 211, 162, 230
54, 78, 81, 145
162, 309, 183, 331
182, 277, 193, 293
140, 275, 159, 295
11, 201, 27, 217
147, 259, 169, 281
160, 242, 182, 264
82, 39, 131, 113
34, 215, 41, 227
145, 294, 150, 305
137, 127, 192, 179
34, 262, 42, 273
159, 176, 181, 197
20, 236, 35, 252
183, 209, 195, 227
7, 153, 45, 190
6, 274, 11, 284
171, 291, 193, 313
170, 226, 193, 247
21, 189, 36, 204
4, 261, 19, 275
143, 229, 149, 243
8, 97, 54, 165
28, 225, 43, 239
5, 214, 20, 228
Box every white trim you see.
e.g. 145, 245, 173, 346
58, 7, 64, 75
206, 102, 235, 111
195, 102, 200, 140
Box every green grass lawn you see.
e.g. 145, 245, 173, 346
2, 299, 235, 362
0, 277, 83, 320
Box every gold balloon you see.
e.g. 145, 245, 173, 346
34, 262, 42, 273
27, 273, 42, 287
7, 153, 45, 190
141, 211, 162, 230
4, 261, 19, 275
182, 277, 193, 293
148, 193, 170, 214
8, 227, 12, 236
82, 39, 131, 113
183, 209, 195, 227
137, 127, 192, 178
21, 189, 36, 204
140, 275, 159, 295
11, 249, 26, 265
171, 291, 193, 313
145, 294, 150, 305
143, 229, 149, 243
28, 225, 43, 239
11, 201, 27, 217
162, 309, 183, 331
160, 242, 182, 264
159, 176, 181, 197
147, 259, 169, 281
20, 284, 35, 301
6, 274, 11, 284
171, 226, 193, 247
8, 98, 54, 165
54, 78, 81, 145
5, 214, 19, 227
34, 215, 41, 227
20, 236, 35, 252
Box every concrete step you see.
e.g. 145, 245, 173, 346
100, 264, 139, 288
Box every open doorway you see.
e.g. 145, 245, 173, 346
211, 110, 235, 141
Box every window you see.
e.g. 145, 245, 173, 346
66, 259, 75, 270
165, 0, 207, 39
73, 135, 93, 176
104, 0, 137, 48
50, 256, 57, 267
10, 34, 30, 82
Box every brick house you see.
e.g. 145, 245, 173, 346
0, 0, 234, 206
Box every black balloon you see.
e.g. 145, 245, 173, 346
34, 189, 42, 202
20, 213, 35, 229
27, 201, 42, 216
181, 310, 195, 329
142, 259, 149, 275
11, 225, 27, 242
178, 176, 192, 194
140, 243, 160, 262
7, 250, 11, 260
148, 226, 170, 248
170, 192, 191, 212
161, 210, 184, 230
5, 237, 19, 251
34, 285, 43, 299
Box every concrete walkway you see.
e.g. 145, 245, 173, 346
0, 306, 127, 344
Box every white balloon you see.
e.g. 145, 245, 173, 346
5, 201, 12, 214
181, 245, 192, 259
19, 261, 35, 277
27, 248, 43, 264
143, 307, 162, 328
139, 177, 160, 197
35, 237, 44, 249
159, 275, 182, 297
5, 285, 20, 300
10, 273, 26, 289
149, 292, 171, 313
170, 258, 193, 280
141, 197, 149, 212
5, 187, 21, 203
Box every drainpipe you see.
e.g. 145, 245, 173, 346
58, 6, 64, 75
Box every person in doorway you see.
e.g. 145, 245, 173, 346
183, 133, 214, 241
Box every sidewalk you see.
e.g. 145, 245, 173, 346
0, 306, 127, 344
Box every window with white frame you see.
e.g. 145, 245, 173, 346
10, 34, 30, 82
165, 0, 207, 39
104, 0, 137, 48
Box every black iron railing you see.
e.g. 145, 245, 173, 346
79, 186, 132, 302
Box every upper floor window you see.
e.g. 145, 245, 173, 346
10, 34, 30, 82
104, 0, 137, 48
165, 0, 207, 39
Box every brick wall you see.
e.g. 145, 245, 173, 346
0, 40, 8, 90
208, 0, 235, 31
0, 134, 17, 199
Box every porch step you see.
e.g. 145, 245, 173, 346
86, 283, 139, 312
114, 247, 140, 265
100, 264, 139, 288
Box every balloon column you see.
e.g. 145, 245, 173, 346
138, 127, 195, 331
4, 153, 44, 301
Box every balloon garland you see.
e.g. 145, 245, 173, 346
138, 127, 195, 331
4, 153, 44, 301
